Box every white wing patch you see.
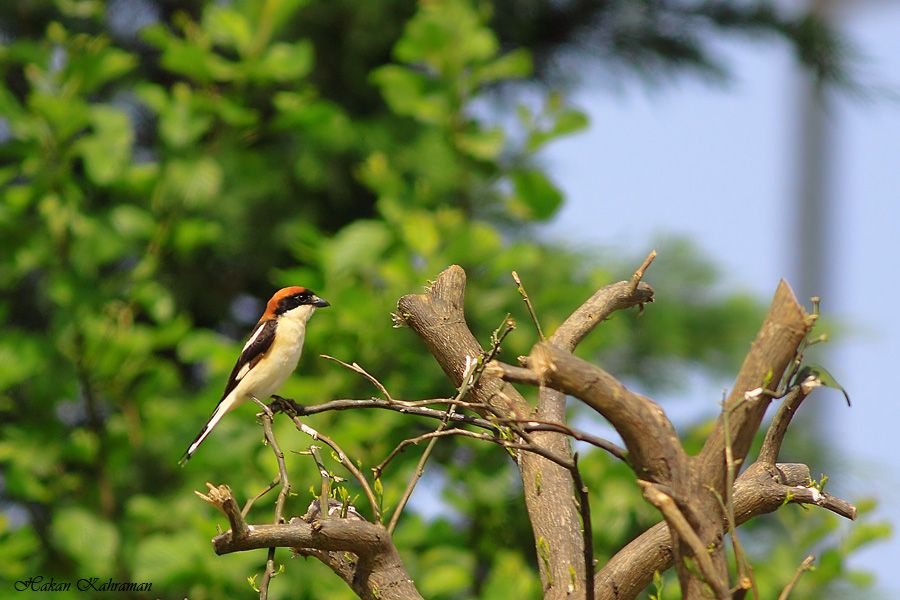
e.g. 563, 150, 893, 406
243, 321, 266, 352
236, 361, 252, 382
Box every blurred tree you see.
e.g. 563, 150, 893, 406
0, 0, 886, 598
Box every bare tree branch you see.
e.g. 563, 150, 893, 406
551, 252, 655, 353
396, 265, 585, 598
200, 460, 421, 599
516, 342, 686, 484
594, 461, 857, 599
512, 270, 545, 340
397, 264, 654, 598
639, 480, 730, 599
572, 454, 595, 600
758, 386, 808, 465
320, 354, 395, 402
256, 408, 292, 599
216, 516, 422, 600
375, 427, 576, 472
698, 280, 813, 492
267, 398, 382, 523
502, 417, 628, 463
193, 264, 859, 600
196, 483, 249, 541
777, 555, 816, 600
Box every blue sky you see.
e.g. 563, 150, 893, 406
544, 3, 900, 592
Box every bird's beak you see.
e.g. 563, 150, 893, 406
311, 295, 330, 308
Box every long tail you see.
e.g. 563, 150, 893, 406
179, 392, 240, 465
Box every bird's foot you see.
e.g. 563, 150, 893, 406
269, 395, 303, 417
250, 395, 274, 418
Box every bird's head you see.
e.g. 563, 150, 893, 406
265, 286, 330, 321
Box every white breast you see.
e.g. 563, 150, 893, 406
234, 310, 311, 403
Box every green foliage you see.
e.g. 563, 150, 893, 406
0, 0, 883, 598
728, 500, 890, 600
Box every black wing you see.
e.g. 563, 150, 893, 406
220, 318, 278, 399
179, 319, 279, 465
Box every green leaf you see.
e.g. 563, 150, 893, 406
793, 363, 851, 406
455, 128, 504, 161
162, 156, 223, 207
509, 169, 564, 221
274, 96, 353, 148
55, 0, 104, 20
322, 220, 392, 279
370, 65, 449, 125
0, 87, 26, 125
70, 44, 137, 94
257, 41, 314, 81
144, 26, 237, 83
159, 84, 213, 149
203, 6, 253, 55
51, 507, 119, 573
417, 547, 474, 597
553, 108, 590, 137
472, 48, 532, 84
132, 532, 206, 584
263, 0, 311, 34
395, 0, 498, 75
208, 94, 259, 127
0, 524, 40, 581
401, 211, 440, 256
68, 429, 100, 464
172, 218, 223, 255
481, 551, 541, 600
28, 92, 90, 141
526, 98, 589, 151
0, 334, 44, 389
109, 205, 155, 239
844, 522, 892, 553
133, 280, 176, 323
177, 330, 228, 364
77, 106, 133, 185
134, 82, 168, 114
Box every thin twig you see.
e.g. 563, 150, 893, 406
256, 409, 292, 599
777, 555, 815, 600
242, 477, 280, 518
291, 416, 381, 523
385, 388, 463, 534
629, 249, 657, 293
721, 403, 757, 598
320, 354, 394, 402
501, 418, 628, 463
382, 316, 518, 531
387, 425, 444, 534
267, 396, 383, 523
272, 395, 554, 450
375, 428, 575, 474
259, 413, 291, 524
309, 446, 330, 521
512, 271, 545, 340
275, 395, 486, 421
758, 387, 808, 465
572, 454, 595, 600
639, 480, 730, 600
259, 548, 276, 600
195, 482, 249, 541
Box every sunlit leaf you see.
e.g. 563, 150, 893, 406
77, 106, 133, 185
509, 169, 564, 221
793, 363, 851, 406
257, 41, 314, 81
51, 508, 119, 573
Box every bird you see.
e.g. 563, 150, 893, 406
180, 286, 329, 464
